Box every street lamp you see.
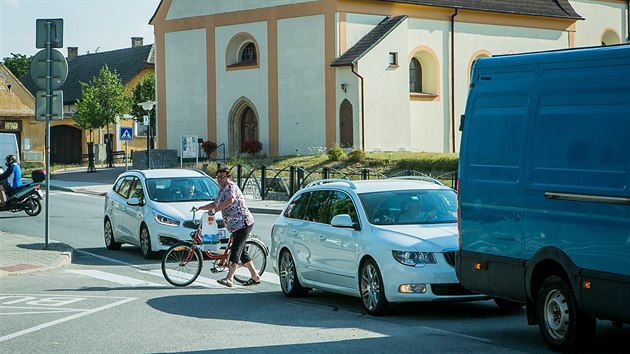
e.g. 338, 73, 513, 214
139, 100, 155, 169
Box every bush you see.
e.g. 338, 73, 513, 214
348, 149, 365, 163
243, 140, 263, 155
396, 155, 459, 172
326, 145, 346, 161
201, 140, 217, 159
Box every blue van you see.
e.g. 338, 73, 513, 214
456, 44, 630, 352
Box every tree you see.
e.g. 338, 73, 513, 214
75, 65, 131, 139
1, 53, 32, 78
74, 65, 132, 168
130, 73, 156, 147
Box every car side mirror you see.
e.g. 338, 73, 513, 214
331, 214, 360, 230
127, 197, 144, 206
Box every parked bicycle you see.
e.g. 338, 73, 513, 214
161, 210, 268, 287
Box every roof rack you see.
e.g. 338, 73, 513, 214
388, 175, 445, 186
305, 179, 357, 189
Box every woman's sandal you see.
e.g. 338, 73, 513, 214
217, 278, 233, 287
242, 278, 261, 286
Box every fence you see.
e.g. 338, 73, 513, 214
224, 164, 457, 201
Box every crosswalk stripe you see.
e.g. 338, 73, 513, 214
66, 268, 279, 289
66, 269, 165, 287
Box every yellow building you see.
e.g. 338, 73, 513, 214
17, 37, 155, 164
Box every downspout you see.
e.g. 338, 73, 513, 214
450, 8, 458, 153
351, 64, 366, 151
627, 1, 630, 41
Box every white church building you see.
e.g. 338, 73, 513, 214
149, 0, 627, 156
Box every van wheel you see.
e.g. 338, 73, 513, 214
493, 298, 524, 312
537, 275, 595, 352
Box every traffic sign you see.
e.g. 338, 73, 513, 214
30, 49, 68, 90
35, 90, 63, 121
120, 127, 133, 141
36, 19, 63, 48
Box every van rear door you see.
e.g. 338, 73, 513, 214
457, 65, 534, 300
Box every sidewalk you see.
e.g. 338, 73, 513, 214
1, 165, 286, 278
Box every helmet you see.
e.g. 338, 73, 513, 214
5, 154, 16, 166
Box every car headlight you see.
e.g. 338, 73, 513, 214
392, 251, 437, 266
154, 212, 180, 227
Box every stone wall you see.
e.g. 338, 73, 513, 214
132, 149, 178, 169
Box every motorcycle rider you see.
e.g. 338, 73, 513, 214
0, 154, 22, 207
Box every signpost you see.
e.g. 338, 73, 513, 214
180, 135, 199, 167
119, 127, 133, 170
32, 18, 67, 247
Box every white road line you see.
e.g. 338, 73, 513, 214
260, 271, 279, 285
73, 249, 135, 266
142, 269, 220, 288
414, 326, 492, 343
66, 269, 165, 287
0, 297, 136, 342
142, 268, 280, 286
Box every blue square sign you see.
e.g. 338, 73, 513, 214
120, 127, 133, 141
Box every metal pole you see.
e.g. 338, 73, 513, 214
44, 20, 52, 247
145, 112, 151, 169
125, 141, 129, 171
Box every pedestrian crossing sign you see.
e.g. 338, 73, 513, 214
120, 127, 133, 141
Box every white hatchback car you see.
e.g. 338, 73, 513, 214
271, 178, 487, 315
104, 169, 225, 258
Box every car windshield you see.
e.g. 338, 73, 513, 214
358, 189, 457, 225
145, 177, 219, 203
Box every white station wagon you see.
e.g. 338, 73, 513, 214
271, 178, 486, 315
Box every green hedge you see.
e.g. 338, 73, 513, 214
395, 156, 459, 172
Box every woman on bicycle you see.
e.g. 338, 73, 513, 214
193, 167, 260, 287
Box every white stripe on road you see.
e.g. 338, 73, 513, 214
0, 297, 136, 342
66, 269, 165, 287
142, 268, 280, 287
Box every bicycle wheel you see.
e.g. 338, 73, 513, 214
161, 242, 203, 287
233, 239, 267, 284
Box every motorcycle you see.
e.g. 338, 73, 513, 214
0, 168, 45, 216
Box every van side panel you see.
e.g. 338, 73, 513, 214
525, 61, 630, 276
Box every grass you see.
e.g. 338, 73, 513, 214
20, 151, 459, 186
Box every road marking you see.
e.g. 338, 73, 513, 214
414, 326, 492, 343
260, 271, 279, 285
0, 295, 136, 342
66, 269, 165, 287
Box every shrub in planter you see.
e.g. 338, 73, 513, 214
348, 149, 366, 163
201, 140, 218, 159
243, 140, 263, 155
327, 145, 346, 161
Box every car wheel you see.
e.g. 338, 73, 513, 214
279, 250, 308, 297
140, 225, 159, 259
104, 218, 122, 250
537, 275, 596, 352
359, 259, 390, 316
493, 298, 524, 312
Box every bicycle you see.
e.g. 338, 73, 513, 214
161, 210, 268, 287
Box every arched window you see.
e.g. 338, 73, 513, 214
409, 58, 422, 93
601, 29, 621, 46
240, 43, 257, 64
226, 33, 259, 70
